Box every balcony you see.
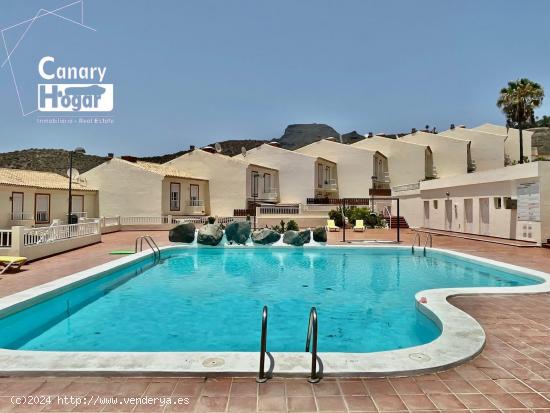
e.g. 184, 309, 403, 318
249, 188, 280, 202
317, 179, 338, 191
184, 199, 206, 215
370, 179, 391, 196
8, 212, 34, 226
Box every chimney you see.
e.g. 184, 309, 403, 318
411, 128, 417, 134
450, 123, 455, 130
368, 132, 374, 138
107, 153, 114, 159
202, 146, 216, 153
121, 155, 137, 163
190, 145, 195, 151
267, 141, 281, 147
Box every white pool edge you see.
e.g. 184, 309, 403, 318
0, 244, 549, 377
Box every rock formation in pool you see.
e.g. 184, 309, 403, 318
169, 222, 196, 243
197, 224, 224, 246
225, 221, 251, 244
312, 227, 327, 243
251, 228, 281, 245
283, 229, 311, 246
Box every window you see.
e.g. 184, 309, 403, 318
35, 193, 50, 223
11, 192, 24, 220
494, 197, 502, 209
325, 166, 330, 183
251, 172, 259, 196
71, 195, 84, 213
189, 184, 200, 206
433, 200, 438, 209
317, 164, 323, 187
170, 182, 181, 211
263, 173, 271, 193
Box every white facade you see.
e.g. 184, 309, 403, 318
82, 158, 209, 218
395, 162, 550, 244
439, 127, 506, 172
474, 123, 535, 163
400, 131, 470, 178
235, 144, 338, 203
352, 136, 431, 188
166, 149, 278, 216
295, 139, 388, 198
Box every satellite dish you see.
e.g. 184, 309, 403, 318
214, 142, 222, 153
67, 168, 80, 180
241, 146, 247, 157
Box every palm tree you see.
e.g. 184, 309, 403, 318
497, 78, 544, 164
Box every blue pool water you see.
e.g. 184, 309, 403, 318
0, 247, 540, 353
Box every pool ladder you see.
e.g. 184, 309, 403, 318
257, 306, 319, 383
412, 232, 432, 256
135, 235, 161, 263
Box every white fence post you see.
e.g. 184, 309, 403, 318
10, 226, 25, 257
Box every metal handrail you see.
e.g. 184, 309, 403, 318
411, 232, 421, 253
383, 206, 392, 229
256, 306, 269, 383
305, 307, 320, 383
135, 235, 161, 262
423, 233, 433, 256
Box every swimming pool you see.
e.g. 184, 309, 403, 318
0, 247, 542, 354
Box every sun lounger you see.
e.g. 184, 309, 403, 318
353, 219, 365, 232
0, 256, 27, 275
326, 219, 340, 232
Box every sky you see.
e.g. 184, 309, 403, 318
0, 0, 549, 157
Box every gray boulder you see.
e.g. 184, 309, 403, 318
169, 222, 196, 243
283, 230, 311, 246
197, 224, 223, 246
251, 228, 281, 245
225, 221, 251, 244
312, 227, 327, 243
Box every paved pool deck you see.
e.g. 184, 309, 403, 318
0, 229, 549, 412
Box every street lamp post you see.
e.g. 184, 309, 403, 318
252, 172, 259, 231
68, 147, 86, 224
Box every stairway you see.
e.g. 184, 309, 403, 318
389, 216, 409, 229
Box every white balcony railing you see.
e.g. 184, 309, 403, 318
70, 211, 88, 218
9, 212, 34, 221
258, 205, 300, 215
189, 199, 204, 207
0, 230, 12, 247
392, 182, 420, 192
35, 211, 49, 223
320, 179, 338, 191
23, 221, 100, 246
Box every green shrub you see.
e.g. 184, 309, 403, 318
286, 220, 299, 231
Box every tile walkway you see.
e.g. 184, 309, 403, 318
0, 230, 549, 411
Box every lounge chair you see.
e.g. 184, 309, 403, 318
353, 219, 365, 232
0, 256, 27, 275
326, 219, 340, 232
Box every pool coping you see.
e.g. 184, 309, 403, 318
0, 244, 549, 377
